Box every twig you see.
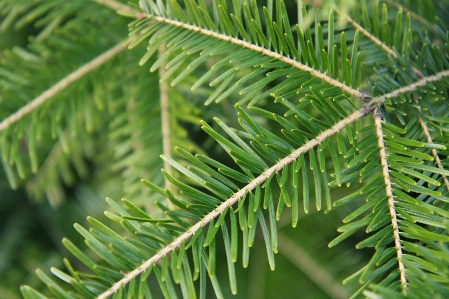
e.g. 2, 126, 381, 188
277, 232, 350, 299
140, 13, 364, 99
0, 41, 128, 133
98, 2, 449, 107
371, 69, 449, 104
97, 0, 449, 107
334, 7, 428, 79
138, 12, 449, 105
421, 124, 449, 191
373, 109, 407, 293
97, 108, 366, 298
335, 9, 397, 59
417, 113, 449, 192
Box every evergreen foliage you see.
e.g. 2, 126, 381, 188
2, 0, 449, 298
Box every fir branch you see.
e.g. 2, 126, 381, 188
416, 111, 449, 192
336, 9, 397, 59
337, 9, 427, 79
421, 125, 449, 191
137, 13, 364, 99
0, 42, 127, 133
97, 108, 367, 298
340, 4, 445, 127
373, 109, 407, 292
277, 232, 349, 299
158, 43, 174, 194
10, 2, 449, 297
372, 69, 449, 103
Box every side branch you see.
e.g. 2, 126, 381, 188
336, 9, 397, 59
339, 10, 429, 81
0, 41, 127, 133
97, 108, 366, 298
140, 14, 363, 99
418, 117, 449, 192
412, 94, 449, 192
372, 69, 449, 103
374, 110, 407, 292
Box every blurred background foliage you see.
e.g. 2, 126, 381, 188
2, 0, 447, 298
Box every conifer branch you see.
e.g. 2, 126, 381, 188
336, 9, 397, 59
421, 123, 449, 192
277, 232, 349, 299
0, 42, 127, 133
341, 3, 449, 108
137, 13, 364, 99
337, 8, 427, 79
372, 69, 449, 103
97, 108, 367, 298
158, 43, 174, 194
416, 111, 449, 192
8, 1, 449, 297
373, 110, 407, 292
